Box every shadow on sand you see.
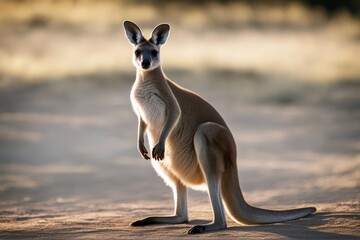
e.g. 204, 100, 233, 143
224, 212, 359, 239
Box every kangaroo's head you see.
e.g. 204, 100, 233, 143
123, 21, 170, 71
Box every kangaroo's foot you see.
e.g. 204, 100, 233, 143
130, 215, 188, 226
188, 222, 226, 234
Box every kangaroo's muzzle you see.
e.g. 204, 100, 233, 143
141, 60, 150, 69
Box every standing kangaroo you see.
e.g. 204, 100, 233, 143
123, 21, 316, 234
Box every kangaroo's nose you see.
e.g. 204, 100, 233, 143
141, 60, 150, 69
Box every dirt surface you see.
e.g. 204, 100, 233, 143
0, 75, 359, 239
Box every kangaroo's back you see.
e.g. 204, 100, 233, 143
166, 79, 228, 130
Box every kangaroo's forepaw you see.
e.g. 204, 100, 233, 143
152, 143, 165, 160
188, 225, 206, 234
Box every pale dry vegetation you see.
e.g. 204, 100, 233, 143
0, 0, 359, 86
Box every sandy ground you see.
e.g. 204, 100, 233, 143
0, 73, 359, 239
0, 200, 359, 239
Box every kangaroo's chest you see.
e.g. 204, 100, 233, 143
131, 85, 166, 131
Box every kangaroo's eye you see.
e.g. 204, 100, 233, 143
151, 50, 158, 58
135, 50, 141, 57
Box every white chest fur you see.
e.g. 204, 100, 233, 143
131, 83, 166, 132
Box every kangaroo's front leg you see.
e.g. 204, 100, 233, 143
152, 93, 181, 161
137, 117, 150, 160
130, 181, 188, 226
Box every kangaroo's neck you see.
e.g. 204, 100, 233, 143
136, 66, 166, 84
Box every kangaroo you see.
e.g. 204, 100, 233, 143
123, 20, 316, 234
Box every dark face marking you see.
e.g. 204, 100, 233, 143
151, 50, 158, 58
135, 49, 141, 58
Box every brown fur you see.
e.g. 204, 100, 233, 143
124, 21, 316, 234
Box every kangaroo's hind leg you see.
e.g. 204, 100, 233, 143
130, 177, 188, 226
188, 122, 234, 234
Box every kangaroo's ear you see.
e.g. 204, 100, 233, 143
150, 24, 170, 46
123, 21, 144, 45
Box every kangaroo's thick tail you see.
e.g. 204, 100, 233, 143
221, 167, 316, 224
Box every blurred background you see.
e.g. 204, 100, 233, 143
0, 0, 359, 225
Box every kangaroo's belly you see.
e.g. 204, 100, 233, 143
147, 125, 206, 190
131, 84, 207, 190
